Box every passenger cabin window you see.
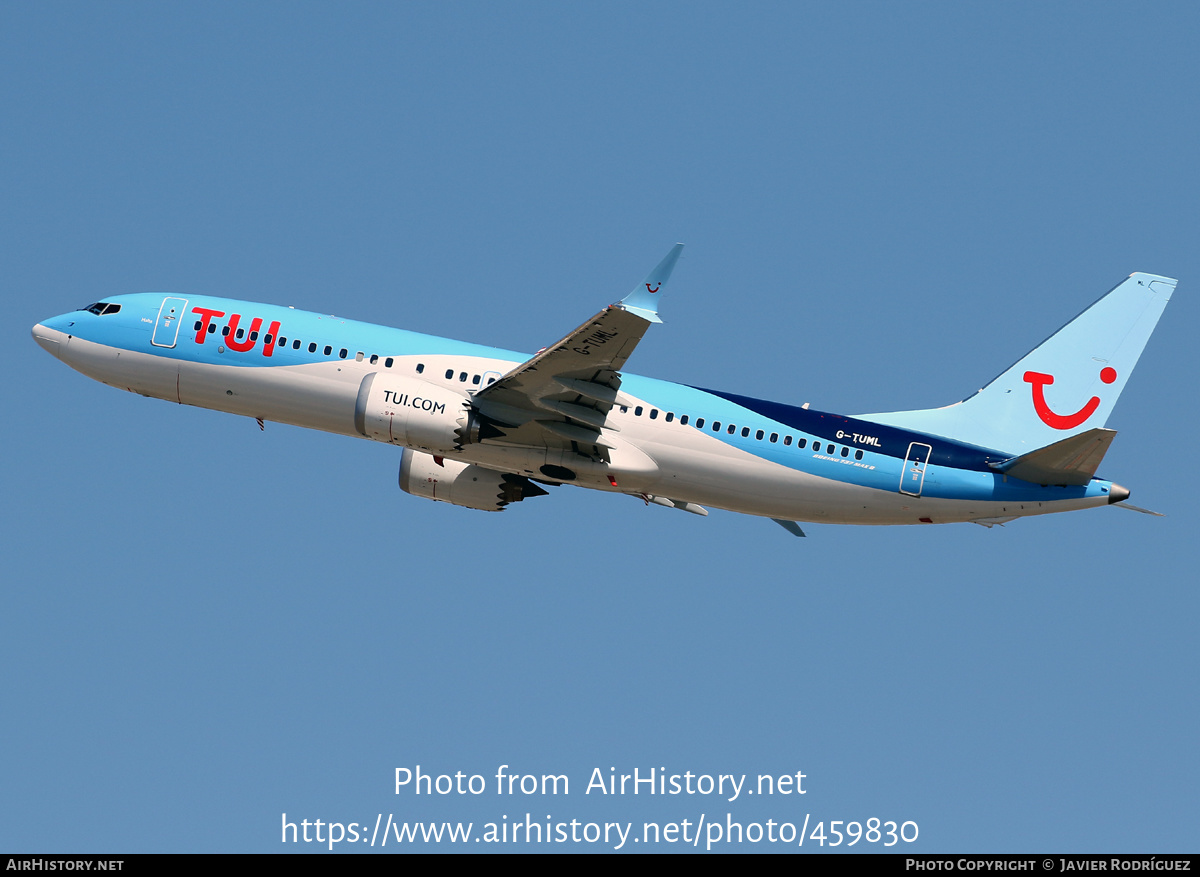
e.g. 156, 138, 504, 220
665, 412, 674, 422
386, 358, 394, 368
415, 363, 424, 373
339, 348, 348, 359
649, 409, 658, 419
680, 415, 689, 425
445, 369, 454, 379
695, 418, 704, 428
741, 427, 750, 437
784, 435, 792, 446
324, 345, 332, 356
635, 406, 643, 416
798, 438, 807, 449
756, 430, 765, 440
855, 450, 864, 460
293, 339, 301, 349
309, 342, 317, 353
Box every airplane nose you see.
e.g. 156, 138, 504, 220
32, 322, 64, 358
1108, 483, 1131, 504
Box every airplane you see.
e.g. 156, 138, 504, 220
31, 245, 1177, 537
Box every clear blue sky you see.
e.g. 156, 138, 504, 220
3, 1, 1197, 852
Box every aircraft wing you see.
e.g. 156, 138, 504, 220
467, 244, 683, 457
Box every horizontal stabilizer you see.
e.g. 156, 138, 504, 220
1112, 501, 1165, 517
992, 427, 1116, 486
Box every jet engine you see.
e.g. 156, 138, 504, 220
354, 372, 487, 453
398, 448, 549, 512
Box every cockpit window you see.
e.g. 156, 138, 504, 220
80, 302, 121, 316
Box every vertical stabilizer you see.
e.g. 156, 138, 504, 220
859, 273, 1177, 454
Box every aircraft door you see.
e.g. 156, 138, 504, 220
900, 442, 932, 496
151, 297, 189, 348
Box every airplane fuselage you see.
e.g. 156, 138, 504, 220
32, 291, 1124, 527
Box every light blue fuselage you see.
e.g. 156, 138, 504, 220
32, 291, 1122, 527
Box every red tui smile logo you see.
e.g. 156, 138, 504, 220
1024, 367, 1117, 429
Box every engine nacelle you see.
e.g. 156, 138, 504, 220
398, 448, 549, 512
354, 372, 474, 453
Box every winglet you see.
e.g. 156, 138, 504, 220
618, 243, 684, 323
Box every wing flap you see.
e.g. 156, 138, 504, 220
536, 398, 619, 431
552, 376, 638, 409
534, 419, 616, 448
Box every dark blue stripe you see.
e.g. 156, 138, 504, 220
693, 387, 1007, 471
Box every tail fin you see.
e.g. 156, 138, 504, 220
859, 272, 1177, 454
